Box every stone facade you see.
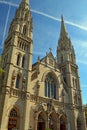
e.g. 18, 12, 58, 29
0, 0, 86, 130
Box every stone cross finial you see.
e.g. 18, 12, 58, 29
49, 48, 52, 52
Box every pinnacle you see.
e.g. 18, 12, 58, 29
60, 15, 68, 38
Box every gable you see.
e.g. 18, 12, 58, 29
41, 52, 56, 67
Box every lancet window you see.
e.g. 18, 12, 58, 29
23, 25, 27, 35
16, 53, 21, 66
16, 74, 20, 89
22, 55, 25, 68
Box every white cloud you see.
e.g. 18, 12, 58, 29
33, 51, 45, 56
82, 84, 87, 88
0, 46, 3, 49
77, 59, 87, 65
74, 39, 87, 48
72, 39, 87, 60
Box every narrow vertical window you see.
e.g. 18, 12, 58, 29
16, 54, 21, 66
23, 25, 27, 35
16, 74, 20, 88
75, 79, 77, 88
22, 43, 24, 50
45, 81, 47, 97
51, 82, 53, 98
54, 84, 56, 99
22, 55, 25, 68
48, 81, 50, 98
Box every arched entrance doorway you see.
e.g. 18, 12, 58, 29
49, 115, 54, 130
49, 112, 57, 130
77, 117, 81, 130
37, 112, 45, 130
8, 108, 19, 130
60, 115, 66, 130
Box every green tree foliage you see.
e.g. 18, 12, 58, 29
0, 56, 4, 74
85, 107, 87, 127
46, 128, 52, 130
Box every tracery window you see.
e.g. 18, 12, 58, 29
44, 73, 57, 99
10, 109, 17, 117
8, 109, 18, 130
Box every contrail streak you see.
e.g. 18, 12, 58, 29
31, 9, 87, 31
1, 0, 11, 46
31, 9, 61, 22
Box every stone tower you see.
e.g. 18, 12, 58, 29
57, 16, 86, 130
0, 0, 33, 129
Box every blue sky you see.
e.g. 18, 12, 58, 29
0, 0, 87, 104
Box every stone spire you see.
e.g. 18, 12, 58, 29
8, 0, 32, 38
57, 15, 76, 64
22, 0, 29, 4
60, 15, 68, 38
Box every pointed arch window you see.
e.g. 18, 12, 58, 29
23, 25, 27, 35
44, 73, 57, 99
25, 13, 27, 19
16, 53, 21, 66
16, 74, 20, 89
22, 55, 25, 68
10, 109, 17, 117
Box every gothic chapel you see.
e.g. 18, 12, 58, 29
0, 0, 86, 130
